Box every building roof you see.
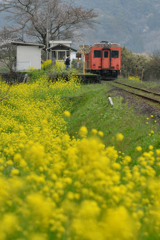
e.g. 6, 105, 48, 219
11, 41, 44, 48
92, 43, 121, 47
47, 44, 77, 52
49, 40, 72, 44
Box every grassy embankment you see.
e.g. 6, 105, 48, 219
66, 80, 160, 165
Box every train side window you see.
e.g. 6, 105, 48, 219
111, 51, 119, 58
94, 50, 101, 58
104, 51, 108, 58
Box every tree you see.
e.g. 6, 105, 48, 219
143, 51, 160, 81
0, 28, 17, 72
121, 46, 148, 78
0, 0, 98, 48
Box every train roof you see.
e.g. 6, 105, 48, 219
92, 43, 121, 47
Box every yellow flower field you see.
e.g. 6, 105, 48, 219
0, 72, 160, 240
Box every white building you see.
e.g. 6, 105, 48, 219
12, 42, 44, 71
47, 40, 77, 61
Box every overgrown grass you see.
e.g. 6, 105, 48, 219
116, 78, 160, 90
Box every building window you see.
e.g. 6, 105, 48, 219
111, 51, 119, 58
94, 50, 101, 58
104, 51, 108, 58
58, 51, 65, 60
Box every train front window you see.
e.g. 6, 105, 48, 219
111, 51, 119, 58
104, 51, 108, 58
94, 50, 101, 58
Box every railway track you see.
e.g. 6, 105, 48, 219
106, 80, 160, 104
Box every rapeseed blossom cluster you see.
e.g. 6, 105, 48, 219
51, 60, 66, 73
128, 76, 140, 81
41, 60, 52, 70
0, 73, 160, 240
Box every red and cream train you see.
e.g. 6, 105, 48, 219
85, 41, 121, 78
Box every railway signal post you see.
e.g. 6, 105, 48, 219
78, 44, 89, 74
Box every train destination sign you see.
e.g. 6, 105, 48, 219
78, 45, 90, 54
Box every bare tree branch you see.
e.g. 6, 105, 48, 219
0, 0, 99, 47
0, 28, 18, 72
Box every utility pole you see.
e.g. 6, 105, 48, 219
141, 66, 144, 82
135, 65, 137, 81
58, 26, 60, 40
78, 57, 79, 73
22, 27, 24, 41
22, 24, 24, 42
46, 15, 49, 60
83, 43, 85, 74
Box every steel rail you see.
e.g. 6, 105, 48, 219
114, 80, 160, 96
107, 81, 160, 104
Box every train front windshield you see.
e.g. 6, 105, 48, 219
111, 51, 119, 58
94, 50, 102, 58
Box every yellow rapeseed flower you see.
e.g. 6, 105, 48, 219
136, 146, 142, 152
78, 126, 88, 137
63, 110, 71, 118
6, 160, 13, 166
98, 131, 104, 137
116, 133, 124, 142
91, 129, 97, 135
11, 169, 19, 176
156, 149, 160, 155
149, 145, 154, 150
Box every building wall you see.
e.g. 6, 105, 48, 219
17, 46, 41, 71
70, 52, 76, 62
